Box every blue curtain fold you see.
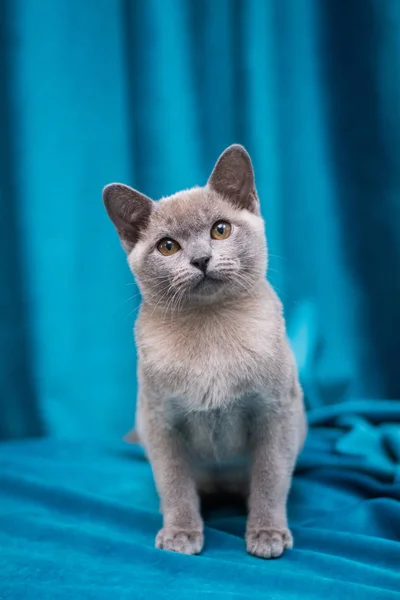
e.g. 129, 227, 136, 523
0, 0, 399, 441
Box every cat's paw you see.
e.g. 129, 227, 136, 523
246, 528, 293, 559
155, 528, 204, 555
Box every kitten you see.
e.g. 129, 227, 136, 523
103, 145, 307, 558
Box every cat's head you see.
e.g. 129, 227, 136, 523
103, 145, 267, 310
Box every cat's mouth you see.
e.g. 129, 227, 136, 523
193, 273, 223, 291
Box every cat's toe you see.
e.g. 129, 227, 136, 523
246, 528, 293, 559
156, 528, 204, 555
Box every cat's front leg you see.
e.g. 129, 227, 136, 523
246, 405, 302, 559
143, 410, 204, 555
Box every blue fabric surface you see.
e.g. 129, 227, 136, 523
1, 401, 400, 599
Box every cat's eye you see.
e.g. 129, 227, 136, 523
211, 220, 231, 240
157, 238, 181, 256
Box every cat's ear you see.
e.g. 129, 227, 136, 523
103, 183, 154, 252
208, 144, 259, 214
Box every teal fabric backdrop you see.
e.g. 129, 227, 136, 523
1, 0, 399, 441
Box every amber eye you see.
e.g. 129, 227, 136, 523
211, 220, 231, 240
157, 238, 181, 256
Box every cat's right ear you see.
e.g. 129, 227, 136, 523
103, 183, 154, 252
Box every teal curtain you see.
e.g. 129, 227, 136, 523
1, 0, 399, 441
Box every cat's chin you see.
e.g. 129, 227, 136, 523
194, 274, 222, 290
190, 275, 226, 303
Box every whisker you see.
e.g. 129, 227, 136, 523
121, 292, 142, 305
125, 304, 142, 320
150, 285, 173, 319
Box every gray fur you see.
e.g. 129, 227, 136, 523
103, 144, 307, 558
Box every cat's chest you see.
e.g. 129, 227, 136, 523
138, 310, 276, 409
179, 405, 251, 463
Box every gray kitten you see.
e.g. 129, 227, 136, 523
103, 145, 306, 559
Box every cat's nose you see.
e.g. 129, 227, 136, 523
191, 255, 211, 274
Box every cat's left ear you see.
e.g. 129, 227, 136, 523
208, 144, 259, 214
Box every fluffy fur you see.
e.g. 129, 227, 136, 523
103, 145, 307, 558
